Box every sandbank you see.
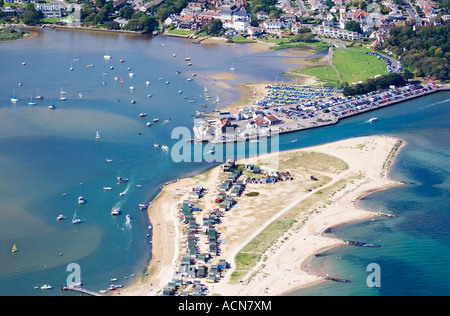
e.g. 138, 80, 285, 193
126, 135, 404, 296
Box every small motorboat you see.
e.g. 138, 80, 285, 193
117, 177, 129, 183
139, 203, 149, 210
153, 118, 159, 123
78, 196, 86, 204
139, 113, 147, 118
48, 105, 56, 110
41, 285, 52, 290
154, 143, 159, 148
146, 122, 152, 127
111, 208, 120, 216
161, 145, 169, 151
56, 215, 67, 221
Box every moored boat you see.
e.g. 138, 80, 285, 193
72, 211, 82, 224
117, 177, 129, 183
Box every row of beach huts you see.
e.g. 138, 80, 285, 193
163, 160, 294, 296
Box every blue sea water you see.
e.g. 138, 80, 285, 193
0, 29, 449, 296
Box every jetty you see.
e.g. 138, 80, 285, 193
61, 285, 102, 296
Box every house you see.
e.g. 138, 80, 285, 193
223, 159, 235, 172
282, 14, 296, 26
112, 0, 128, 11
264, 114, 282, 125
220, 118, 236, 133
262, 19, 286, 32
36, 3, 62, 18
352, 9, 369, 24
247, 26, 263, 36
180, 265, 197, 278
257, 10, 268, 20
198, 266, 208, 278
1, 7, 17, 18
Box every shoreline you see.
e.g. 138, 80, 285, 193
125, 135, 406, 296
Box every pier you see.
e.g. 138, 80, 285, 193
61, 285, 102, 296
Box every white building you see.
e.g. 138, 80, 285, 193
36, 4, 62, 18
262, 19, 287, 32
314, 25, 362, 41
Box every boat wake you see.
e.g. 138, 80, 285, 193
124, 216, 132, 230
363, 117, 378, 124
422, 98, 450, 109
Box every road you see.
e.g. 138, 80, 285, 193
402, 0, 422, 22
295, 0, 309, 15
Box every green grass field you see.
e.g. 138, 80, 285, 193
295, 65, 341, 88
332, 49, 388, 84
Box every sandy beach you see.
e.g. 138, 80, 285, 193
126, 135, 404, 296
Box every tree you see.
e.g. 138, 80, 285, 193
94, 9, 109, 25
201, 19, 223, 36
103, 21, 120, 30
95, 0, 105, 8
344, 20, 362, 33
119, 5, 134, 20
20, 4, 43, 26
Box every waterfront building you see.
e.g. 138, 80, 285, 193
36, 3, 62, 18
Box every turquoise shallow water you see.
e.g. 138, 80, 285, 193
0, 29, 449, 296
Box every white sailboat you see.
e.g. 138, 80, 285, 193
35, 89, 44, 100
28, 95, 36, 106
72, 211, 82, 224
104, 49, 111, 60
230, 63, 236, 71
214, 95, 220, 104
11, 90, 19, 103
59, 87, 67, 101
96, 131, 101, 140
